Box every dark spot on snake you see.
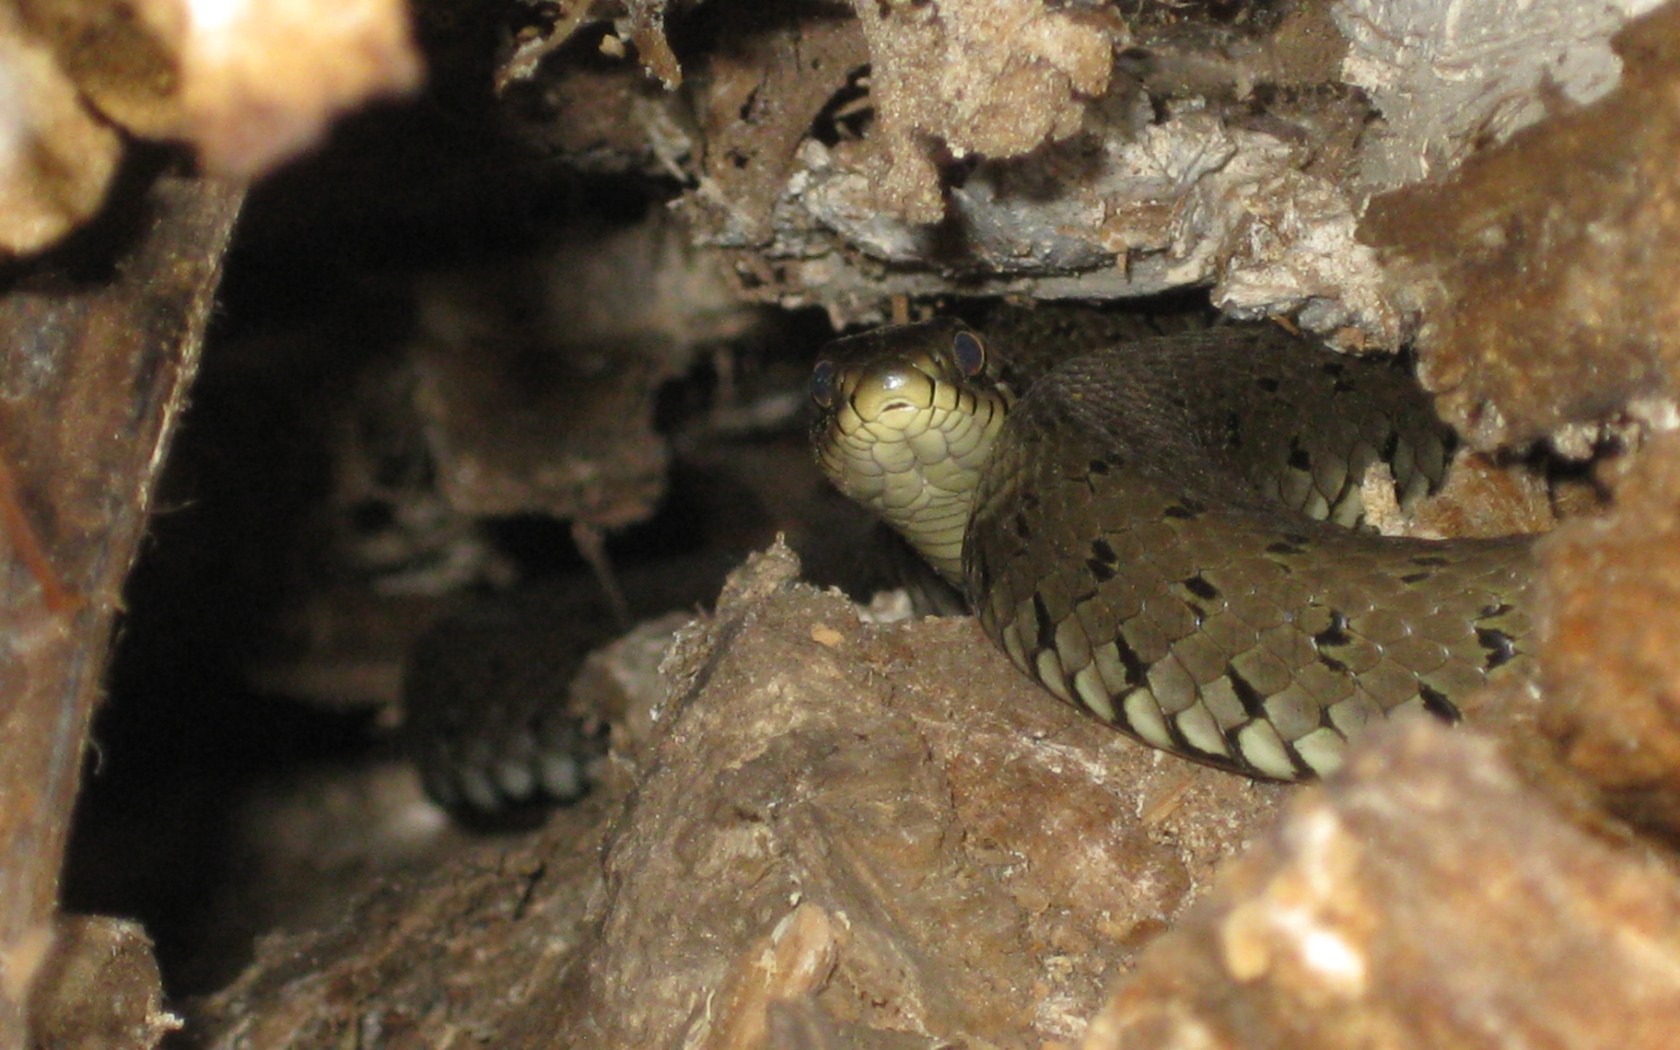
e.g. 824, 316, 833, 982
1381, 430, 1401, 464
1280, 741, 1313, 778
1163, 712, 1202, 758
1410, 554, 1450, 567
1287, 438, 1311, 471
1481, 602, 1513, 619
1255, 375, 1280, 393
1088, 457, 1112, 474
1321, 360, 1356, 392
1312, 609, 1351, 648
1266, 541, 1306, 557
1317, 652, 1350, 675
1090, 538, 1119, 565
1186, 602, 1207, 626
1419, 684, 1461, 724
1330, 474, 1361, 519
1112, 631, 1150, 688
1087, 558, 1116, 582
1163, 504, 1196, 520
1400, 571, 1431, 584
1032, 593, 1057, 650
1476, 626, 1516, 669
1226, 663, 1268, 718
1182, 574, 1220, 600
1013, 511, 1031, 540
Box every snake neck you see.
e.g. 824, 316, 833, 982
820, 402, 1007, 586
877, 465, 984, 587
810, 318, 1016, 588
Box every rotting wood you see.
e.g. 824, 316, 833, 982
0, 171, 242, 1050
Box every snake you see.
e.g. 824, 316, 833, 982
404, 553, 740, 819
809, 317, 1535, 781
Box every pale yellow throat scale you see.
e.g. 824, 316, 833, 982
817, 356, 1013, 585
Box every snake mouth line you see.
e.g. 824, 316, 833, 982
868, 398, 918, 418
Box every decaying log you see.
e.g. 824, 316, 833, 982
0, 171, 242, 1050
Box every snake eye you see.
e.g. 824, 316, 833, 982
952, 330, 986, 377
810, 359, 838, 408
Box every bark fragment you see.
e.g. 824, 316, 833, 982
0, 6, 119, 253
1540, 430, 1680, 828
194, 543, 1289, 1048
24, 916, 178, 1050
1082, 722, 1680, 1050
0, 173, 241, 1050
1362, 3, 1680, 449
18, 0, 420, 178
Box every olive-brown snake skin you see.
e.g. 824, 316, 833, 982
810, 318, 1534, 780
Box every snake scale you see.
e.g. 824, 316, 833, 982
810, 318, 1534, 780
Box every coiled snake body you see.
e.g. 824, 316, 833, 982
810, 319, 1534, 780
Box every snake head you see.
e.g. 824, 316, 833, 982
808, 317, 1005, 426
808, 318, 1014, 583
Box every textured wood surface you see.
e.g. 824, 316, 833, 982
0, 172, 241, 1050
